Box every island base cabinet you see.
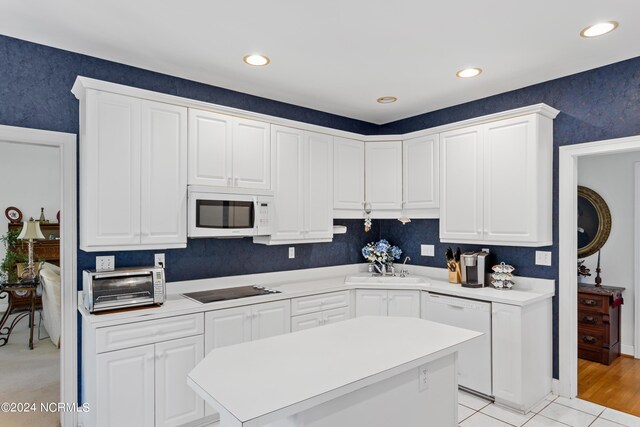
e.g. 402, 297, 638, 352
492, 300, 552, 413
268, 353, 458, 427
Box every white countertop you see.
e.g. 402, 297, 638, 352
78, 264, 555, 328
187, 316, 482, 427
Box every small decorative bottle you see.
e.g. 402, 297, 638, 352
39, 207, 46, 223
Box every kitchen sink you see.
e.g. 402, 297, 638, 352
345, 275, 425, 284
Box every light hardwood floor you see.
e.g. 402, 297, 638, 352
578, 355, 640, 417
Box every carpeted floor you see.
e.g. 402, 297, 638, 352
0, 312, 60, 427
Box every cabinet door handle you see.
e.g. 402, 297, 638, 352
581, 335, 598, 344
234, 177, 239, 186
580, 298, 598, 307
581, 315, 598, 324
227, 177, 232, 186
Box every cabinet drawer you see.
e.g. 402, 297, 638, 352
577, 294, 608, 313
291, 291, 349, 316
96, 313, 204, 353
578, 312, 605, 327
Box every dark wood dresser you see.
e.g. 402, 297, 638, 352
577, 284, 625, 365
8, 222, 60, 264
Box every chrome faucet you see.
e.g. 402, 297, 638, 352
399, 257, 411, 278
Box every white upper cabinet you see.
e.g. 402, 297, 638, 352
440, 112, 554, 246
440, 126, 484, 242
255, 125, 333, 245
403, 134, 439, 215
333, 137, 365, 217
140, 101, 188, 246
188, 109, 270, 190
79, 90, 187, 251
365, 141, 403, 211
188, 110, 232, 187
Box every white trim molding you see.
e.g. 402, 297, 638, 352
0, 125, 78, 427
559, 134, 640, 398
634, 162, 640, 359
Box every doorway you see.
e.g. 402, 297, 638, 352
559, 135, 640, 415
0, 125, 77, 427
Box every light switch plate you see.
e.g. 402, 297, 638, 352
288, 247, 295, 259
420, 244, 435, 257
535, 251, 552, 266
96, 256, 115, 272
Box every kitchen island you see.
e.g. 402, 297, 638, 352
188, 316, 481, 427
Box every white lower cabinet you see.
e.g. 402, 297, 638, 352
204, 300, 291, 416
492, 300, 552, 412
355, 289, 420, 318
87, 314, 206, 427
291, 307, 351, 332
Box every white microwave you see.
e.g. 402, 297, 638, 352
188, 188, 274, 238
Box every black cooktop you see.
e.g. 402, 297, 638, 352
182, 285, 281, 304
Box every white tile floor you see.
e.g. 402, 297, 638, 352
458, 390, 640, 427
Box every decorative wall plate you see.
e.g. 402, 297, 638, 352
56, 210, 60, 223
5, 206, 23, 224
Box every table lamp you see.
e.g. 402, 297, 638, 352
17, 218, 45, 280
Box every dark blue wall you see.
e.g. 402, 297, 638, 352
2, 32, 640, 385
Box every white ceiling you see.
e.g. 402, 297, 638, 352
1, 1, 639, 124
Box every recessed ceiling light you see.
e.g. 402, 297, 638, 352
243, 54, 270, 66
580, 21, 619, 38
377, 96, 397, 104
456, 67, 483, 78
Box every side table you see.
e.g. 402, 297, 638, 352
0, 279, 42, 349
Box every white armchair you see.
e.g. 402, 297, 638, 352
39, 262, 61, 348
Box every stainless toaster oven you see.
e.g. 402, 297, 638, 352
83, 266, 166, 313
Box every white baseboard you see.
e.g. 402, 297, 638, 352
621, 344, 635, 356
551, 379, 560, 396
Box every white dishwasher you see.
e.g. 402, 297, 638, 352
424, 293, 492, 396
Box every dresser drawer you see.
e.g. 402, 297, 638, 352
96, 313, 204, 353
578, 329, 604, 351
578, 312, 604, 327
577, 294, 608, 313
291, 291, 350, 316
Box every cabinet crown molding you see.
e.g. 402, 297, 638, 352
71, 76, 560, 143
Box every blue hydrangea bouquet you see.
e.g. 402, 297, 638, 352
361, 239, 402, 272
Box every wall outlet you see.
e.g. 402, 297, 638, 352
535, 251, 552, 266
420, 244, 435, 257
419, 364, 429, 391
482, 248, 490, 254
154, 253, 165, 268
96, 256, 115, 272
288, 247, 295, 259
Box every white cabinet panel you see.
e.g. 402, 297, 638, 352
365, 141, 403, 210
355, 289, 388, 317
333, 137, 365, 213
82, 90, 141, 248
291, 291, 350, 316
439, 126, 484, 241
492, 303, 521, 405
204, 306, 251, 354
141, 101, 187, 245
187, 109, 232, 187
403, 134, 439, 210
155, 336, 204, 427
270, 125, 305, 240
305, 132, 333, 239
252, 300, 291, 340
232, 118, 270, 189
323, 306, 351, 325
484, 116, 539, 243
96, 344, 155, 427
291, 312, 323, 332
387, 290, 421, 318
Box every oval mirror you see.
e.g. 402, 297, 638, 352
577, 185, 611, 259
